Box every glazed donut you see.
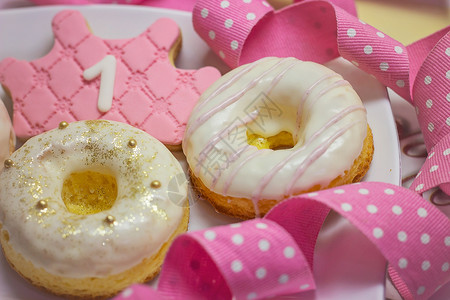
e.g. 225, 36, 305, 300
0, 120, 189, 298
0, 99, 15, 166
183, 57, 374, 219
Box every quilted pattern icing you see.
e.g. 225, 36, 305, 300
0, 10, 221, 145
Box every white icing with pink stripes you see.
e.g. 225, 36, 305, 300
183, 57, 367, 208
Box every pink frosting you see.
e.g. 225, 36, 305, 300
0, 99, 14, 167
0, 10, 221, 145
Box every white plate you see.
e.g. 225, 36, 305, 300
0, 5, 400, 300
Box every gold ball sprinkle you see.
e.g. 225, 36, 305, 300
127, 139, 137, 148
36, 200, 48, 210
4, 159, 13, 169
150, 180, 161, 189
104, 215, 116, 226
58, 121, 69, 129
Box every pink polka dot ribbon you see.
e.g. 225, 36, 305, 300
193, 0, 450, 297
409, 31, 450, 196
192, 0, 450, 198
158, 219, 314, 300
267, 183, 450, 300
113, 1, 449, 299
29, 0, 145, 4
113, 183, 450, 300
27, 0, 449, 298
28, 0, 196, 10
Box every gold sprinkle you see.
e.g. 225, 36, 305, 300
127, 139, 137, 148
4, 159, 13, 169
36, 200, 48, 210
104, 215, 116, 227
58, 121, 69, 129
150, 180, 161, 189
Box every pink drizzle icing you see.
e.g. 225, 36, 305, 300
266, 61, 298, 94
182, 59, 263, 149
187, 57, 367, 218
294, 73, 341, 142
185, 58, 294, 147
251, 105, 365, 204
194, 113, 257, 175
210, 145, 251, 188
284, 119, 365, 196
222, 149, 268, 194
192, 58, 296, 176
305, 79, 351, 111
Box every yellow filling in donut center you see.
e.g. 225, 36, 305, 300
247, 131, 295, 150
61, 171, 117, 215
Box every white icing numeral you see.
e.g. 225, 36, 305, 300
83, 55, 117, 113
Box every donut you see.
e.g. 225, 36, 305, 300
0, 10, 221, 148
183, 57, 374, 219
0, 99, 15, 166
0, 120, 189, 298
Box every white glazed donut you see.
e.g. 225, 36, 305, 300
0, 99, 15, 165
0, 120, 189, 298
183, 57, 373, 219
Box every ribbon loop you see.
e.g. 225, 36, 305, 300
412, 31, 450, 152
193, 0, 422, 102
268, 182, 450, 300
193, 0, 274, 68
114, 182, 450, 300
25, 1, 450, 299
158, 219, 314, 300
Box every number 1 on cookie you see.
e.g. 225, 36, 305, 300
83, 55, 117, 113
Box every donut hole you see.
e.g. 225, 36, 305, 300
61, 171, 118, 215
247, 131, 295, 150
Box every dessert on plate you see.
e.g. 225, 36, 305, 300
183, 57, 374, 219
0, 120, 189, 298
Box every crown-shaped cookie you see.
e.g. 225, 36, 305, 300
0, 10, 221, 146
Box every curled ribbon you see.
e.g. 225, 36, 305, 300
114, 183, 449, 300
28, 0, 450, 299
29, 0, 146, 4
192, 0, 450, 195
114, 0, 450, 299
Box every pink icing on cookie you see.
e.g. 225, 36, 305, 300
0, 10, 221, 145
0, 99, 15, 168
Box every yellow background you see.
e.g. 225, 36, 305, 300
355, 0, 449, 45
268, 0, 449, 45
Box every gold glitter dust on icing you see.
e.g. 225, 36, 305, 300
61, 134, 73, 145
14, 173, 47, 200
27, 198, 56, 227
31, 183, 43, 199
59, 219, 83, 239
122, 213, 137, 224
93, 224, 115, 237
151, 204, 168, 220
